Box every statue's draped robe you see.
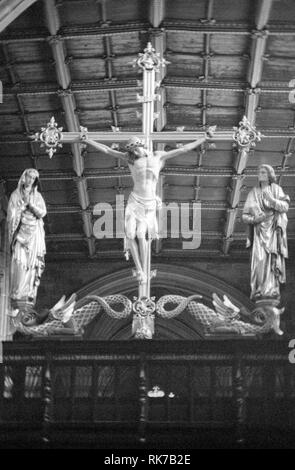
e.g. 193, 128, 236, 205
7, 177, 46, 303
242, 183, 289, 300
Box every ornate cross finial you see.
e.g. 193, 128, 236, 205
135, 42, 168, 72
34, 116, 63, 158
233, 116, 261, 148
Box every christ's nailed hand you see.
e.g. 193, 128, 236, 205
206, 126, 216, 138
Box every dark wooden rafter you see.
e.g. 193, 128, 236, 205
164, 78, 291, 93
2, 78, 293, 98
45, 231, 225, 242
149, 0, 166, 254
3, 165, 295, 182
43, 249, 230, 260
43, 0, 95, 257
190, 0, 215, 226
222, 0, 273, 254
98, 0, 119, 129
1, 42, 53, 234
45, 230, 295, 243
1, 43, 35, 167
277, 138, 294, 188
43, 246, 289, 261
96, 0, 126, 210
43, 200, 231, 214
2, 20, 295, 43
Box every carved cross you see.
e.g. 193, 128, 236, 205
33, 43, 229, 156
33, 44, 260, 339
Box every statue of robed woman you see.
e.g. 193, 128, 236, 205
7, 169, 46, 304
242, 164, 289, 301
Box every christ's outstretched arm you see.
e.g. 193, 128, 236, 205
160, 126, 216, 162
84, 138, 129, 162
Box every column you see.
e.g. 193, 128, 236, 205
0, 181, 13, 341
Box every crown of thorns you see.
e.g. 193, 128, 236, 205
125, 137, 144, 150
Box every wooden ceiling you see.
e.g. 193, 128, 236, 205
0, 0, 295, 260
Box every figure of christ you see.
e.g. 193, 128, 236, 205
85, 129, 215, 283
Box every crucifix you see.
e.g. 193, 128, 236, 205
34, 43, 216, 338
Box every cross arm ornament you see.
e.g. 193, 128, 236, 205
32, 119, 221, 159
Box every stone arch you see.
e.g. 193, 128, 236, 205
77, 264, 252, 340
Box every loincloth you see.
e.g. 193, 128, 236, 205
124, 192, 162, 257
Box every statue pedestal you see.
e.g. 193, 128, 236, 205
253, 297, 284, 336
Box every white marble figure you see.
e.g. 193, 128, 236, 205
242, 164, 289, 300
7, 169, 46, 304
84, 132, 214, 284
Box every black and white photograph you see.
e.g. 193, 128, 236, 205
0, 0, 295, 452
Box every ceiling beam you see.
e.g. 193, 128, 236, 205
46, 231, 295, 243
278, 138, 294, 187
3, 77, 292, 97
2, 166, 234, 181
246, 0, 273, 122
46, 231, 229, 242
43, 0, 95, 257
0, 20, 150, 43
2, 20, 295, 43
98, 0, 125, 217
222, 0, 273, 255
44, 241, 295, 261
1, 41, 54, 234
3, 165, 295, 182
43, 249, 253, 261
149, 0, 165, 28
0, 0, 38, 33
247, 0, 273, 122
189, 0, 215, 214
1, 127, 295, 145
3, 79, 141, 96
98, 0, 119, 128
43, 200, 229, 215
149, 0, 166, 254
